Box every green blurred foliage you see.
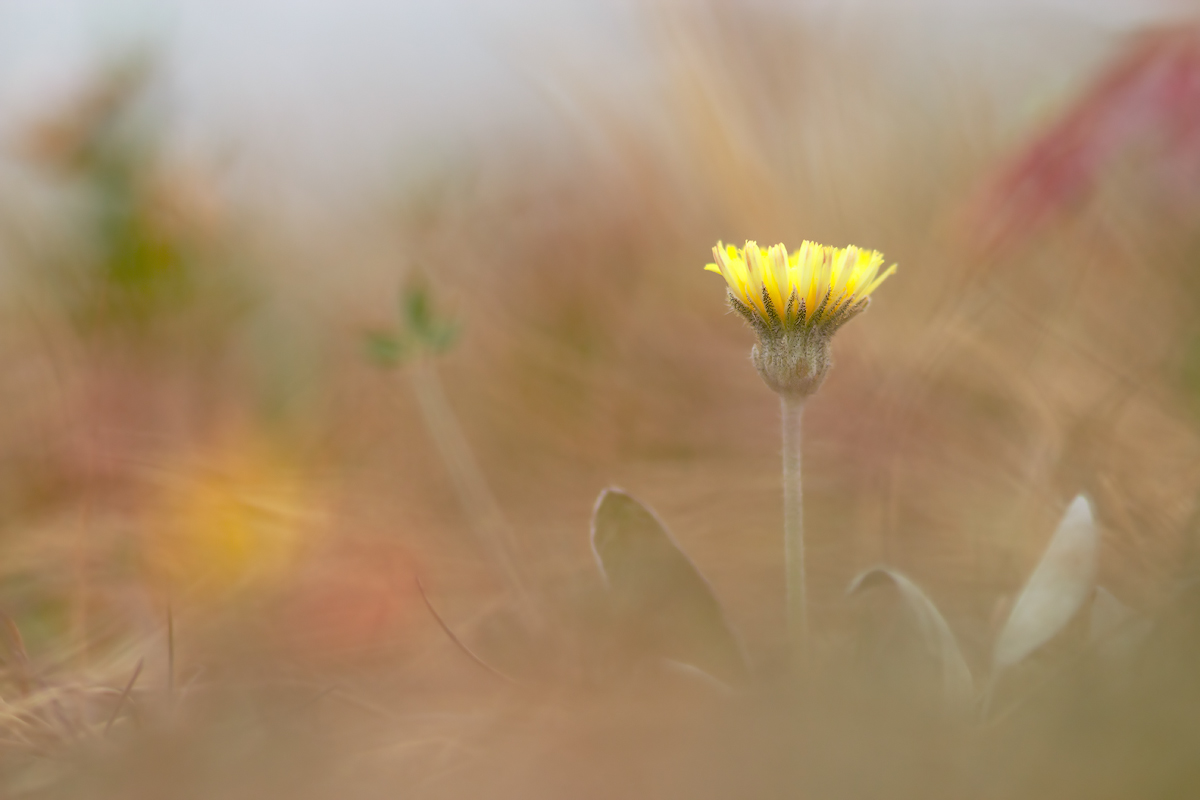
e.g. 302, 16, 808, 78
24, 55, 248, 341
86, 146, 192, 328
364, 281, 459, 367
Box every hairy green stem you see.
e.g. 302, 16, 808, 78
781, 394, 808, 664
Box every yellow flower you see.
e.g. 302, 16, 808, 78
706, 240, 895, 332
706, 240, 896, 397
147, 434, 320, 597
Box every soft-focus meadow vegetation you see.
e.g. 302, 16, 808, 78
2, 3, 1200, 797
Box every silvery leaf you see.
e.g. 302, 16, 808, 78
591, 488, 748, 684
847, 566, 974, 709
993, 495, 1098, 672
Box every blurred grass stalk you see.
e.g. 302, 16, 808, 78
406, 355, 540, 628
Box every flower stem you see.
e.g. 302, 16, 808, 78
781, 394, 808, 665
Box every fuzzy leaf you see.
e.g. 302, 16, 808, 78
847, 566, 974, 709
591, 488, 747, 684
1089, 586, 1132, 643
1089, 586, 1152, 660
993, 495, 1099, 672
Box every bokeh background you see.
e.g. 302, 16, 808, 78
3, 0, 1200, 797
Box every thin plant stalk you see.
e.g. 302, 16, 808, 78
407, 357, 540, 628
781, 394, 808, 664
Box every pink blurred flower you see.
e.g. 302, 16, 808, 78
274, 539, 417, 663
971, 25, 1200, 251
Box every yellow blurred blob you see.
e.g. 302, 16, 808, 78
146, 434, 320, 597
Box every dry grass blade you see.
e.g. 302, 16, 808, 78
103, 658, 143, 736
416, 576, 522, 686
0, 613, 32, 696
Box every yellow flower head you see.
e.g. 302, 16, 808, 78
706, 240, 895, 333
147, 434, 321, 598
705, 240, 896, 397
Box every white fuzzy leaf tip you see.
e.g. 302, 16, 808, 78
993, 495, 1098, 672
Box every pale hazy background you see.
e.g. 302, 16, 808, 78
0, 0, 1190, 209
3, 2, 1200, 797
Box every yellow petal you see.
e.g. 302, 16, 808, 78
859, 263, 897, 298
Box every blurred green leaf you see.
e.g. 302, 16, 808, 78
365, 282, 460, 368
404, 284, 459, 352
993, 495, 1098, 673
424, 320, 460, 353
364, 330, 407, 368
35, 56, 208, 333
403, 283, 434, 335
591, 488, 748, 684
846, 566, 974, 710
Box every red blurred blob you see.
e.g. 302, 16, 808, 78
274, 539, 418, 663
971, 25, 1200, 252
